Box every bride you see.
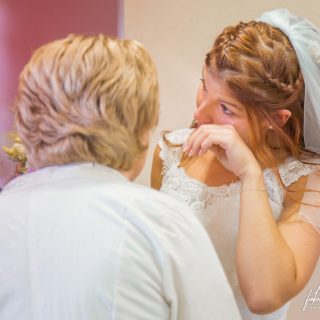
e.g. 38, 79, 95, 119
152, 8, 320, 320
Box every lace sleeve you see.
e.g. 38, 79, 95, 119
299, 172, 320, 233
158, 128, 193, 176
279, 158, 314, 187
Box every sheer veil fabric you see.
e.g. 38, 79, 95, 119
258, 8, 320, 154
258, 9, 320, 232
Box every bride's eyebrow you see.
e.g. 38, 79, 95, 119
219, 99, 242, 110
202, 66, 244, 111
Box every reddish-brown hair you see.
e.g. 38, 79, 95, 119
206, 20, 314, 167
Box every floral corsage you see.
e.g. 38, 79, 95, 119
3, 133, 29, 175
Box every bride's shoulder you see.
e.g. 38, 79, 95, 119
278, 157, 318, 188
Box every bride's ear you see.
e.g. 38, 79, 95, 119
273, 109, 292, 127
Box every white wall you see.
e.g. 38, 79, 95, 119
124, 1, 320, 319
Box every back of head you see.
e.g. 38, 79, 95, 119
14, 34, 159, 170
206, 20, 305, 164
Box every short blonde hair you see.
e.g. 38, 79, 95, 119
14, 34, 159, 170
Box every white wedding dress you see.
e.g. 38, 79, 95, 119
158, 128, 314, 320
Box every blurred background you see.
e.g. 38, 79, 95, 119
0, 0, 120, 185
0, 1, 319, 319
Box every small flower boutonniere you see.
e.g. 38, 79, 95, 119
3, 133, 28, 175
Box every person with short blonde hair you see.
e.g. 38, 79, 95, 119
0, 34, 241, 320
14, 34, 159, 172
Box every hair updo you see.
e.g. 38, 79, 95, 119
206, 20, 307, 166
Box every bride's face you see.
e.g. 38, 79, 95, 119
194, 66, 253, 148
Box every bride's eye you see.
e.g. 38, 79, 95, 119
221, 104, 233, 115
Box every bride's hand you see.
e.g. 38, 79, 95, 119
184, 124, 261, 180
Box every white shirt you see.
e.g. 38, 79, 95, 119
0, 162, 241, 320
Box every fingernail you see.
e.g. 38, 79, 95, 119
183, 144, 188, 152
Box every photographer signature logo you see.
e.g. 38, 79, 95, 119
303, 285, 320, 311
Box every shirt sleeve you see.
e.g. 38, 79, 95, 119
158, 203, 242, 320
112, 214, 170, 320
113, 195, 241, 320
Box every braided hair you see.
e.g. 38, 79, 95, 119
206, 21, 308, 167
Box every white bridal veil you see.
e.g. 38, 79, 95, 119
258, 9, 320, 231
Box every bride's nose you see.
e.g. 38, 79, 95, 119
194, 105, 212, 126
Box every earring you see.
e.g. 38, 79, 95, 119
268, 125, 273, 129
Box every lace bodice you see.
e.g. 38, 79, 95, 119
158, 128, 314, 320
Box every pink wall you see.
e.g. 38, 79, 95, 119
0, 0, 120, 186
